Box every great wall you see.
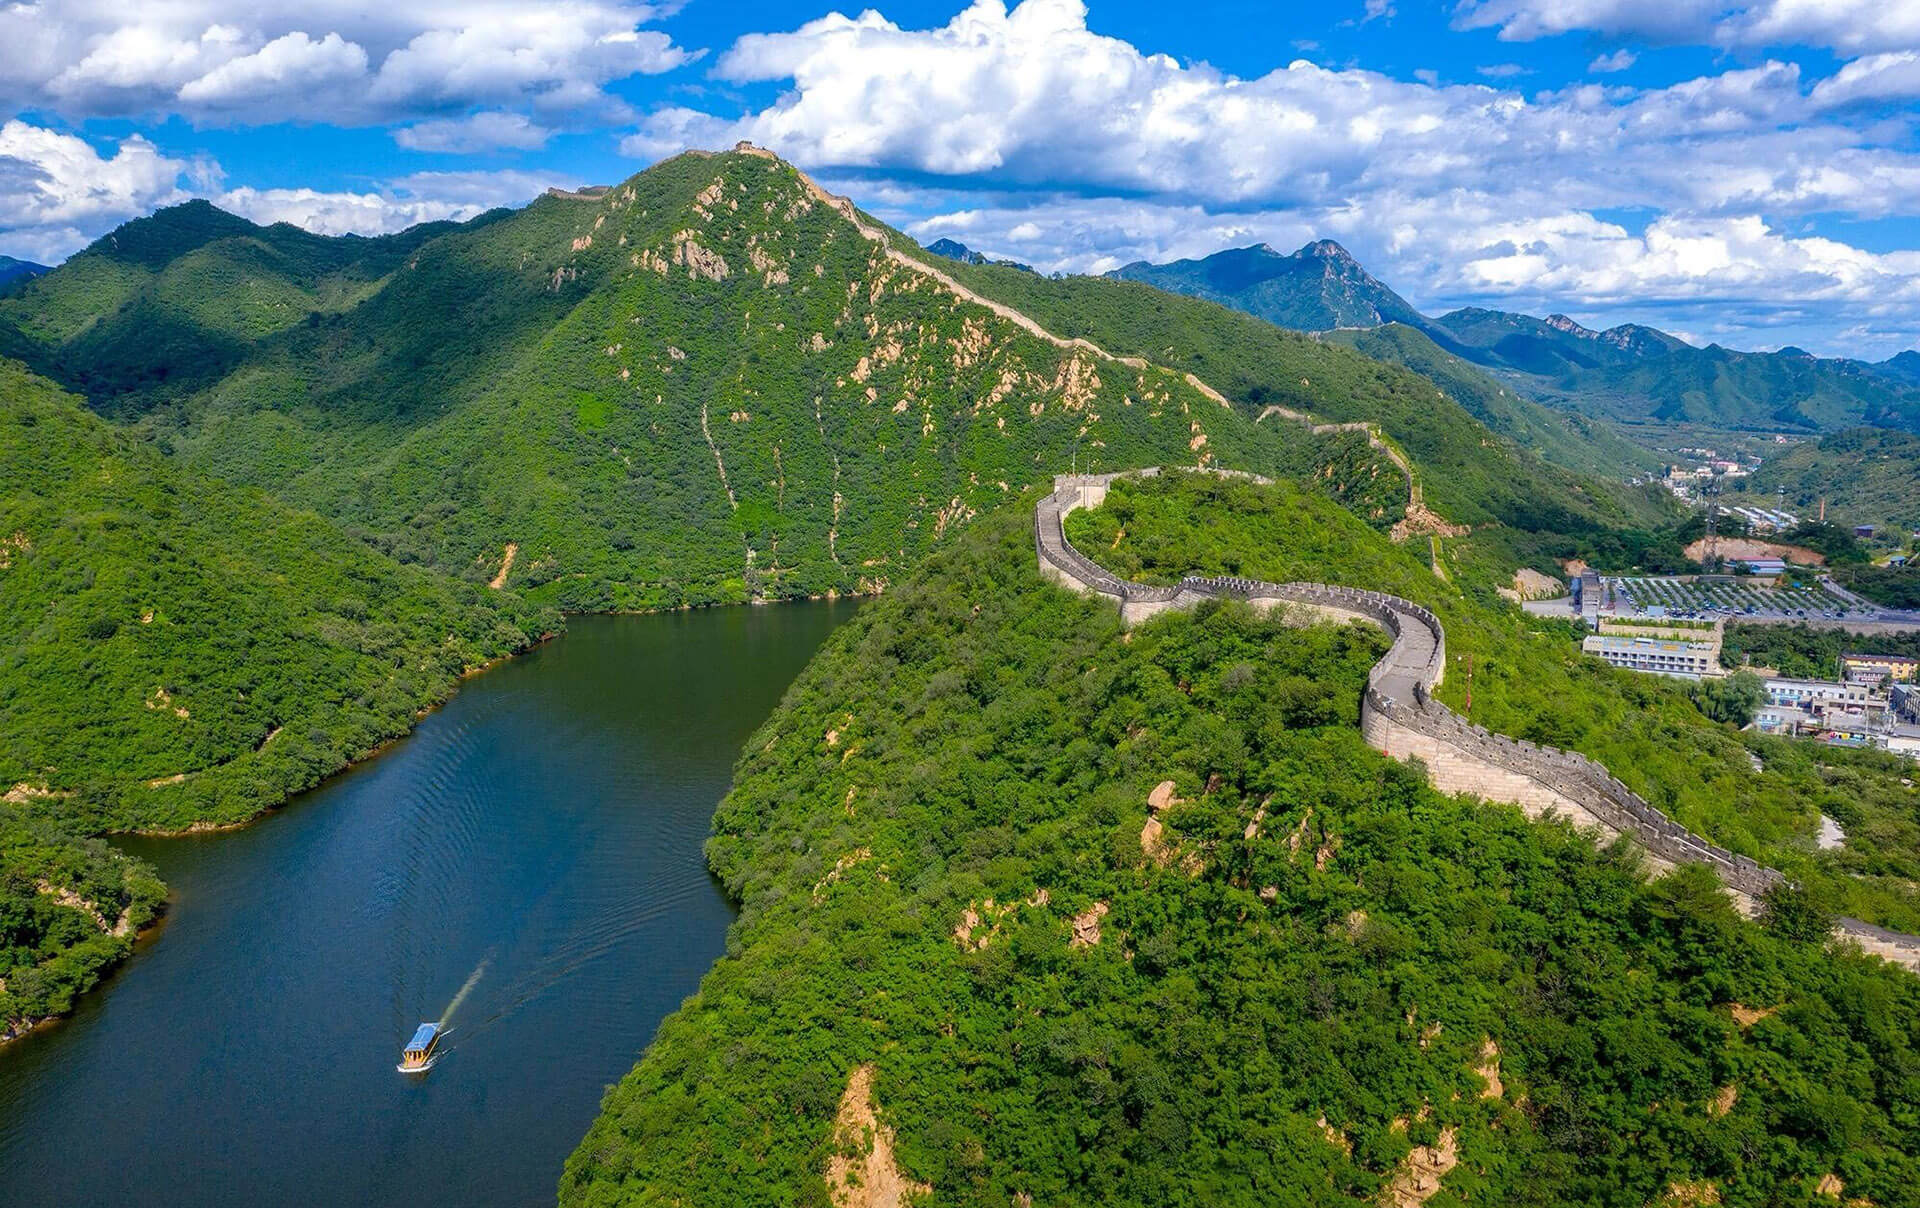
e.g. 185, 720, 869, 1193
724, 148, 1920, 973
1037, 468, 1920, 970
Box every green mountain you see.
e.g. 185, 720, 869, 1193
1112, 239, 1427, 331
1326, 322, 1660, 478
1429, 308, 1920, 432
3, 148, 1525, 615
565, 471, 1920, 1206
0, 357, 552, 833
924, 237, 1035, 273
1878, 350, 1920, 386
0, 200, 479, 411
1731, 427, 1920, 537
926, 256, 1676, 545
0, 255, 47, 291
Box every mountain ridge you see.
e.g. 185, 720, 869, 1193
1111, 239, 1428, 332
0, 255, 47, 291
1112, 243, 1920, 433
6, 146, 1424, 615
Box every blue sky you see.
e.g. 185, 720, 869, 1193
3, 0, 1918, 356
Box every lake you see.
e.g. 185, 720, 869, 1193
0, 603, 854, 1208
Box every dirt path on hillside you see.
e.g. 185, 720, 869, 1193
489, 542, 519, 589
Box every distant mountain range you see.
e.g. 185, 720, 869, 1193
1114, 240, 1427, 332
924, 237, 1036, 274
1112, 241, 1920, 434
0, 255, 48, 290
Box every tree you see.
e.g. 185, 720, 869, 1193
1762, 880, 1835, 944
1686, 670, 1765, 728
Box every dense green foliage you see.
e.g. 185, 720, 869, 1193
1687, 670, 1766, 727
1723, 623, 1920, 679
1776, 521, 1870, 565
566, 494, 1920, 1207
1838, 565, 1920, 610
1067, 473, 1920, 930
0, 358, 554, 833
1, 802, 165, 1035
1733, 428, 1920, 537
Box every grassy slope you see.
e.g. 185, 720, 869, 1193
94, 151, 1385, 610
0, 358, 554, 833
564, 491, 1920, 1208
1068, 472, 1920, 932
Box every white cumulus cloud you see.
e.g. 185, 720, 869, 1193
0, 121, 188, 262
0, 2, 698, 130
394, 112, 555, 153
215, 169, 566, 235
628, 0, 1920, 355
1454, 0, 1920, 54
0, 119, 572, 262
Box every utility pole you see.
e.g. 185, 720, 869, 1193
1702, 476, 1720, 564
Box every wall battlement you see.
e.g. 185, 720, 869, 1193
1036, 468, 1919, 967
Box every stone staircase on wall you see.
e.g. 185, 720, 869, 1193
1036, 468, 1920, 969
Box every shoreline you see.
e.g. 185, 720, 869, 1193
115, 589, 873, 838
10, 595, 860, 1043
115, 628, 565, 840
1, 896, 173, 1050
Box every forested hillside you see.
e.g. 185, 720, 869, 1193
1, 150, 1407, 611
1733, 428, 1920, 537
0, 357, 555, 1036
931, 256, 1672, 538
1327, 323, 1658, 479
1071, 472, 1920, 931
1, 803, 165, 1041
565, 482, 1920, 1207
0, 202, 477, 410
0, 358, 554, 832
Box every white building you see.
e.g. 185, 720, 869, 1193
1583, 634, 1719, 678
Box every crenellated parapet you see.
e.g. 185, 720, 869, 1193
1035, 468, 1919, 965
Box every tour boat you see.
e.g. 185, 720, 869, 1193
398, 1022, 443, 1073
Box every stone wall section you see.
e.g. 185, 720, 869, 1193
1037, 468, 1920, 968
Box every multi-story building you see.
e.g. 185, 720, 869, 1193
1842, 652, 1920, 686
1894, 682, 1920, 725
1582, 633, 1719, 678
1764, 678, 1877, 710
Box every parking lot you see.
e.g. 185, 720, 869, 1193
1608, 576, 1874, 621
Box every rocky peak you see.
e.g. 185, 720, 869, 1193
1543, 313, 1598, 339
1299, 238, 1357, 264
